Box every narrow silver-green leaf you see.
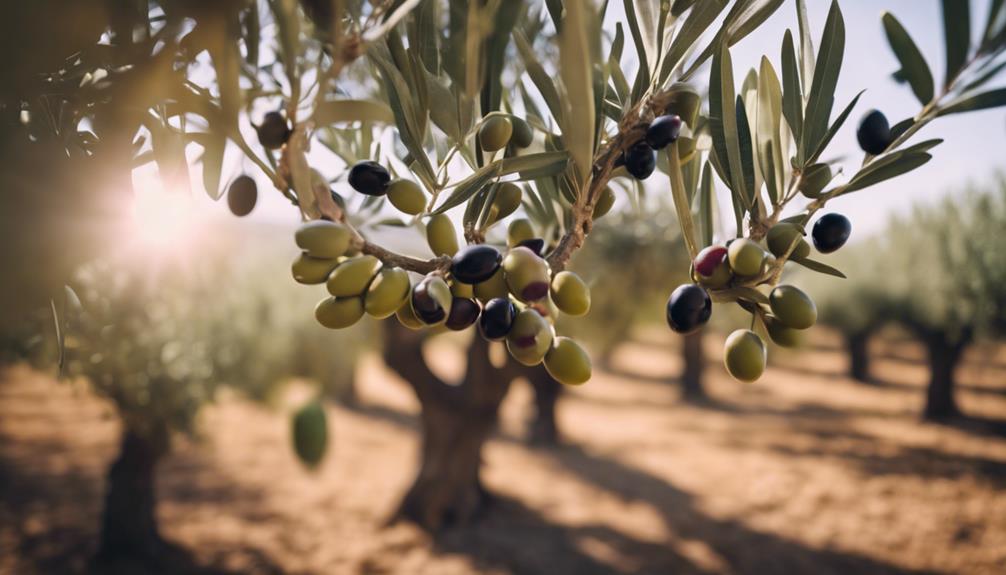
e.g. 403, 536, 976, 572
735, 96, 756, 208
808, 89, 863, 164
560, 0, 596, 187
844, 152, 932, 194
882, 12, 935, 105
801, 0, 844, 163
623, 0, 651, 103
781, 30, 803, 142
698, 160, 714, 247
791, 256, 847, 278
795, 0, 815, 97
514, 30, 563, 122
936, 88, 1006, 116
756, 57, 784, 204
942, 0, 971, 86
433, 152, 570, 213
660, 0, 728, 84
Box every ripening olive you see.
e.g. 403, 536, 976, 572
387, 179, 426, 215
426, 213, 459, 256
517, 238, 546, 256
529, 296, 560, 321
765, 316, 802, 348
364, 267, 411, 319
768, 284, 817, 330
411, 275, 453, 325
510, 116, 534, 148
474, 267, 509, 303
450, 279, 474, 299
766, 223, 810, 259
503, 246, 550, 302
544, 337, 592, 385
479, 297, 517, 340
506, 308, 553, 366
646, 114, 683, 150
666, 284, 712, 334
479, 115, 513, 152
693, 246, 732, 289
507, 218, 535, 247
723, 329, 766, 382
315, 296, 365, 329
624, 142, 657, 180
857, 109, 892, 155
292, 253, 339, 285
348, 161, 391, 196
728, 238, 767, 277
257, 111, 290, 150
488, 183, 522, 223
812, 213, 851, 254
326, 255, 382, 297
445, 297, 481, 331
592, 187, 615, 219
292, 400, 328, 468
295, 220, 351, 259
227, 175, 257, 216
451, 244, 503, 284
799, 164, 833, 199
396, 298, 425, 330
550, 271, 590, 316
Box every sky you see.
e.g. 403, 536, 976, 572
180, 0, 1006, 243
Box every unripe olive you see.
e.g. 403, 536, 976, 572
411, 275, 453, 325
396, 299, 425, 330
445, 297, 480, 331
624, 142, 657, 180
528, 296, 560, 322
645, 114, 683, 150
506, 308, 553, 366
364, 267, 411, 319
768, 285, 817, 330
507, 218, 535, 247
326, 255, 382, 297
592, 187, 615, 219
766, 223, 810, 259
812, 213, 851, 254
451, 244, 503, 284
488, 183, 522, 223
693, 245, 732, 289
227, 175, 258, 216
857, 109, 892, 155
723, 329, 766, 382
544, 337, 592, 386
765, 316, 802, 348
517, 238, 546, 256
509, 116, 534, 148
502, 246, 550, 302
479, 115, 513, 152
426, 214, 459, 256
292, 253, 339, 285
295, 220, 352, 259
315, 296, 365, 329
728, 238, 767, 277
257, 111, 290, 150
292, 400, 328, 468
666, 284, 712, 334
348, 160, 390, 196
550, 271, 590, 316
799, 163, 832, 198
479, 297, 517, 340
473, 267, 509, 303
449, 279, 474, 299
386, 179, 426, 215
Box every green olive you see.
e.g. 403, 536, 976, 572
727, 238, 767, 277
292, 253, 339, 285
799, 163, 833, 199
292, 400, 328, 468
506, 308, 553, 366
395, 299, 425, 330
295, 220, 352, 259
315, 296, 365, 329
479, 115, 513, 152
550, 271, 590, 316
723, 329, 766, 382
426, 214, 459, 256
768, 285, 817, 329
387, 179, 427, 215
765, 316, 802, 348
507, 218, 535, 247
544, 337, 592, 385
487, 183, 522, 224
766, 223, 810, 259
364, 267, 411, 318
503, 246, 550, 302
509, 116, 534, 148
326, 255, 382, 297
473, 267, 509, 303
592, 187, 616, 219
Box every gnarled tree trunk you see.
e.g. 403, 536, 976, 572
96, 421, 170, 561
922, 331, 970, 420
680, 331, 706, 401
846, 331, 871, 383
526, 366, 562, 445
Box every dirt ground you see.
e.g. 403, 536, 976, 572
1, 327, 1005, 575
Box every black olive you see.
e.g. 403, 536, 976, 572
666, 284, 712, 334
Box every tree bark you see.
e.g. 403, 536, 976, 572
846, 331, 871, 383
525, 366, 561, 445
680, 331, 706, 401
96, 422, 170, 561
923, 332, 968, 420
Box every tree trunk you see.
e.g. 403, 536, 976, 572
526, 366, 561, 445
96, 422, 169, 561
382, 322, 515, 530
846, 331, 871, 383
923, 333, 968, 420
680, 331, 706, 401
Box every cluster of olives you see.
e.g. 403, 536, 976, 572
289, 213, 594, 386
477, 113, 534, 153
619, 113, 683, 180
665, 213, 851, 382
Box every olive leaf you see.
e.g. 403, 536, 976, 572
680, 0, 786, 81
559, 0, 596, 188
697, 160, 714, 248
882, 12, 935, 105
807, 89, 863, 165
936, 88, 1006, 116
713, 286, 770, 305
659, 0, 728, 84
780, 30, 803, 142
756, 57, 784, 204
514, 30, 563, 124
800, 0, 844, 163
188, 131, 226, 200
942, 0, 971, 86
736, 96, 757, 208
433, 152, 569, 214
312, 100, 395, 125
843, 151, 933, 194
790, 256, 847, 278
622, 0, 651, 104
795, 0, 815, 98
709, 43, 749, 207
